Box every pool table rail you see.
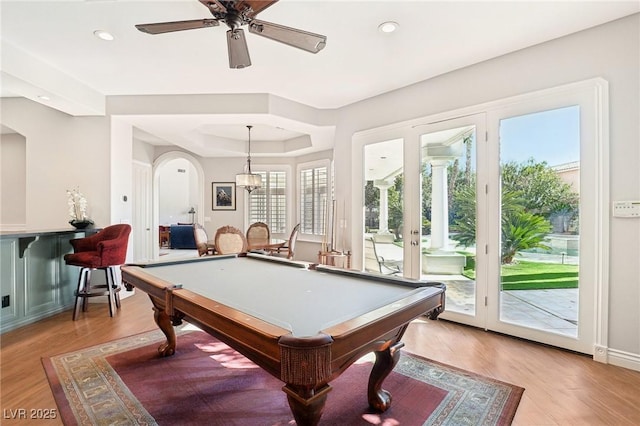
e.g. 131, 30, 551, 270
325, 284, 444, 377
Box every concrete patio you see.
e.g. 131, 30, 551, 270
372, 240, 579, 337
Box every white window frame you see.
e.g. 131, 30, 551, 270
297, 159, 332, 243
243, 165, 292, 237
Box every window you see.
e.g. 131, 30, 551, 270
299, 163, 329, 237
248, 171, 287, 233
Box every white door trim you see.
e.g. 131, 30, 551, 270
352, 78, 609, 357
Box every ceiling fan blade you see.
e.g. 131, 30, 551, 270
248, 19, 326, 53
135, 19, 219, 35
227, 29, 251, 69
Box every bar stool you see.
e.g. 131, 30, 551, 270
64, 224, 131, 320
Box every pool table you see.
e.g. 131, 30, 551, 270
121, 253, 445, 425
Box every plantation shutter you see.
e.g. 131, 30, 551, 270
248, 171, 287, 233
299, 166, 328, 236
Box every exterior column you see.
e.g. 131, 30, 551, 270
374, 181, 392, 233
430, 160, 449, 250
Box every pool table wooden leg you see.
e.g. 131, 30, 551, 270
150, 299, 176, 357
282, 384, 331, 426
367, 340, 405, 412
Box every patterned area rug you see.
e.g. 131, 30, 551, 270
42, 328, 523, 425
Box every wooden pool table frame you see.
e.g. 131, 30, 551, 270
121, 254, 445, 426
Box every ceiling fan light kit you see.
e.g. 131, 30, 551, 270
135, 0, 327, 69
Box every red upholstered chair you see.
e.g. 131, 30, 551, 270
64, 224, 131, 320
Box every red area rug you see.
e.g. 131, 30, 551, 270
43, 329, 523, 425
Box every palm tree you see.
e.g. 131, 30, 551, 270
501, 211, 551, 264
452, 188, 552, 264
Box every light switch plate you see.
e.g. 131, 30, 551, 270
612, 201, 640, 218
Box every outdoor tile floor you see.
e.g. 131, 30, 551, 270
441, 278, 578, 337
374, 241, 579, 337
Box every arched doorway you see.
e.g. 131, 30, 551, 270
150, 152, 205, 259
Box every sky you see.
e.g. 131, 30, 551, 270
499, 105, 580, 167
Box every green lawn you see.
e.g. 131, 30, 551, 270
464, 259, 579, 290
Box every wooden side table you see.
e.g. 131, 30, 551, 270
159, 226, 170, 248
318, 250, 351, 269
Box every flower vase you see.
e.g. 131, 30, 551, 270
69, 220, 94, 229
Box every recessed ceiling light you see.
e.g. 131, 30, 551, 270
93, 30, 114, 41
378, 21, 399, 34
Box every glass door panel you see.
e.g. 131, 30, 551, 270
363, 139, 404, 275
485, 81, 604, 355
419, 126, 478, 319
498, 106, 580, 337
410, 113, 486, 328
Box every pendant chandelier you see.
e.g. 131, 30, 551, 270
236, 125, 262, 193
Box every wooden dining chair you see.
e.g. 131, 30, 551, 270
193, 223, 215, 256
214, 225, 248, 255
246, 222, 270, 250
268, 223, 300, 260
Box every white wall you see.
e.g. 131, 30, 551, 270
331, 14, 639, 359
0, 132, 26, 228
132, 138, 155, 164
0, 98, 111, 229
110, 118, 133, 228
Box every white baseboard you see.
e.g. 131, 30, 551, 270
607, 348, 640, 372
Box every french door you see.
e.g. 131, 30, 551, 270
360, 113, 487, 330
358, 79, 608, 355
483, 85, 606, 355
409, 114, 487, 329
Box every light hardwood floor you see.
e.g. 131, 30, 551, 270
1, 291, 639, 425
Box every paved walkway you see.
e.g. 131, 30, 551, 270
442, 278, 578, 337
373, 241, 579, 337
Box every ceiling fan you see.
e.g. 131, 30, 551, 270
135, 0, 327, 69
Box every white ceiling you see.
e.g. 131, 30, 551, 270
1, 0, 638, 158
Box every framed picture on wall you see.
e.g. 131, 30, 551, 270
212, 182, 236, 211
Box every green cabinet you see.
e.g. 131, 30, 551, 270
0, 230, 86, 333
